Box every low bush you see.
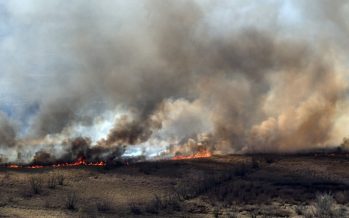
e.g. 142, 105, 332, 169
313, 193, 335, 218
234, 164, 249, 177
47, 176, 57, 189
251, 157, 260, 169
29, 177, 43, 194
129, 202, 142, 215
145, 194, 162, 214
56, 174, 65, 186
65, 192, 78, 211
264, 156, 275, 164
144, 193, 181, 214
307, 193, 346, 218
334, 191, 349, 204
163, 194, 181, 211
96, 200, 112, 212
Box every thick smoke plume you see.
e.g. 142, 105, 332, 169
0, 113, 16, 148
0, 0, 349, 163
32, 137, 124, 165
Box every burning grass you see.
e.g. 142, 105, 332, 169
3, 156, 106, 170
172, 148, 212, 160
2, 149, 210, 173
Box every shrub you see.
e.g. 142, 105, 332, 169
56, 174, 65, 186
304, 210, 314, 218
251, 157, 260, 169
47, 176, 57, 189
334, 191, 348, 204
65, 192, 78, 211
145, 194, 162, 214
311, 193, 346, 218
161, 194, 181, 211
234, 164, 249, 177
213, 207, 220, 218
295, 205, 306, 215
96, 200, 111, 212
129, 202, 142, 215
314, 193, 334, 216
44, 201, 53, 209
29, 177, 43, 194
144, 193, 181, 214
264, 156, 275, 164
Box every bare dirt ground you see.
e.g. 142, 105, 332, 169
1, 154, 349, 217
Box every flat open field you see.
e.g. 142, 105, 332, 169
1, 154, 349, 217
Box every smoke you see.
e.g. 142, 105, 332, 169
0, 112, 16, 148
32, 137, 125, 164
0, 0, 349, 163
98, 115, 158, 146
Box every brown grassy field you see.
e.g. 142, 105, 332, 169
0, 154, 349, 217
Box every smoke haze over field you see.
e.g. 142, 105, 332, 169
0, 0, 349, 163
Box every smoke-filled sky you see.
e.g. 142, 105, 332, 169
1, 0, 349, 163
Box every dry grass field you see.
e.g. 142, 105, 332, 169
1, 154, 349, 217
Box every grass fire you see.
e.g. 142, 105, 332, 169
1, 0, 349, 217
3, 156, 106, 169
172, 148, 212, 160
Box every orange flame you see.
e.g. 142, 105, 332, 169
52, 156, 105, 168
4, 156, 106, 169
8, 164, 21, 169
172, 149, 212, 160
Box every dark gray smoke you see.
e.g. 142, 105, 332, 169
32, 137, 125, 164
0, 0, 349, 163
0, 113, 16, 148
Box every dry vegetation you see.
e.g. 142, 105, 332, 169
0, 154, 349, 217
